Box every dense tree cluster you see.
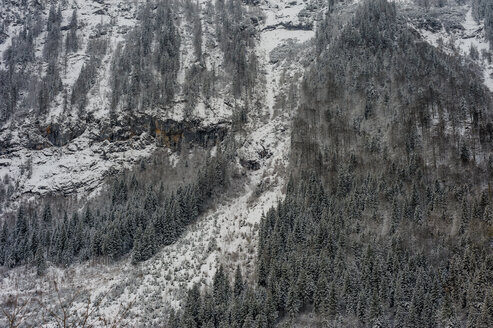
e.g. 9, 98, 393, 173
37, 4, 64, 115
65, 9, 79, 54
175, 173, 492, 327
214, 0, 258, 97
472, 0, 490, 21
182, 0, 258, 116
471, 0, 492, 47
298, 0, 492, 186
256, 176, 492, 327
43, 4, 62, 61
485, 6, 493, 47
0, 4, 84, 122
0, 147, 232, 270
183, 0, 206, 117
0, 5, 43, 122
110, 0, 181, 113
170, 263, 277, 328
472, 0, 493, 47
71, 37, 108, 113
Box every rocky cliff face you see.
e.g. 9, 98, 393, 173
0, 0, 243, 213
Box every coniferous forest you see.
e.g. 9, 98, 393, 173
0, 0, 492, 327
174, 1, 493, 326
0, 148, 232, 269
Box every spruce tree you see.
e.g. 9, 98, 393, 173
234, 265, 244, 297
35, 244, 46, 276
66, 9, 78, 53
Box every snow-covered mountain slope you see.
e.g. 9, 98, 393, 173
0, 0, 314, 325
0, 0, 145, 210
0, 0, 233, 214
1, 0, 492, 326
0, 0, 444, 219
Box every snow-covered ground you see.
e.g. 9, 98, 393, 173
4, 0, 490, 326
0, 0, 232, 213
261, 26, 313, 118
0, 0, 147, 211
458, 9, 493, 91
0, 0, 314, 326
260, 0, 314, 120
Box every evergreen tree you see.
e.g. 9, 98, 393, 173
66, 9, 78, 53
478, 290, 493, 328
35, 244, 46, 276
43, 4, 62, 61
233, 265, 244, 297
132, 224, 156, 264
183, 283, 202, 328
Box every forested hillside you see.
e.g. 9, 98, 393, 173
0, 145, 232, 270
0, 0, 492, 327
177, 175, 493, 327
175, 0, 493, 327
